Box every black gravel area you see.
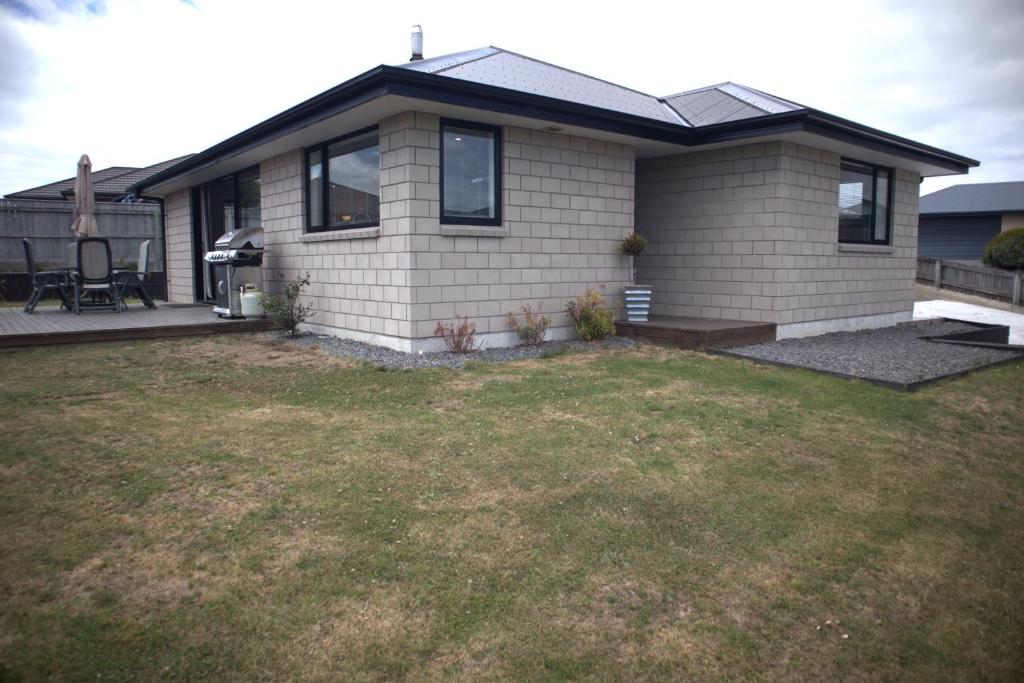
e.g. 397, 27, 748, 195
727, 321, 1022, 386
261, 331, 637, 369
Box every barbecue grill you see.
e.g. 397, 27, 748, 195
204, 227, 265, 318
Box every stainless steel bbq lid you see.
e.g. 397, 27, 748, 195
214, 226, 265, 250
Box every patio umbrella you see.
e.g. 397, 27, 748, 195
70, 154, 98, 238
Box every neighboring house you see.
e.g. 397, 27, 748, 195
919, 182, 1024, 261
4, 155, 194, 203
131, 44, 977, 352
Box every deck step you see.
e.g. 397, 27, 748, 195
616, 316, 776, 350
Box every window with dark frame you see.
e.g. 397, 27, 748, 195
838, 159, 892, 244
305, 127, 380, 232
441, 119, 501, 226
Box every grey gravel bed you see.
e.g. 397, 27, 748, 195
260, 331, 637, 369
727, 320, 1022, 386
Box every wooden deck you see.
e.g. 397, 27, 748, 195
0, 303, 273, 348
616, 315, 776, 350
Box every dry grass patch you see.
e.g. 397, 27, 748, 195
0, 338, 1021, 681
57, 546, 203, 616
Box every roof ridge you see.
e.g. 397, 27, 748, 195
658, 99, 691, 126
720, 82, 806, 112
485, 46, 664, 101
715, 87, 769, 113
661, 82, 733, 100
427, 46, 501, 73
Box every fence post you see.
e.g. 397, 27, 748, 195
1013, 271, 1022, 307
933, 259, 942, 289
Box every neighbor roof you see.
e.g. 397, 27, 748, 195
920, 182, 1024, 215
6, 166, 136, 200
132, 46, 978, 195
5, 154, 194, 201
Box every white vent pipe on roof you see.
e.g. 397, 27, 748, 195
411, 25, 423, 61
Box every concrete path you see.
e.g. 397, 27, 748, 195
914, 300, 1024, 345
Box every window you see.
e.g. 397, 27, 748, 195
306, 127, 380, 232
441, 119, 501, 226
838, 159, 892, 244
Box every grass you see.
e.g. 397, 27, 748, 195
0, 335, 1022, 681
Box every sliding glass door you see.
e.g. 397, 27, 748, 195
192, 167, 261, 302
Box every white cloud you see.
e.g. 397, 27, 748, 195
0, 0, 1020, 196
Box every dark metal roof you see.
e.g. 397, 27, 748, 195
132, 48, 979, 194
663, 83, 804, 126
5, 155, 194, 201
920, 182, 1024, 215
402, 47, 684, 124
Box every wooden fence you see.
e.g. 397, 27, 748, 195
917, 256, 1022, 305
0, 199, 163, 271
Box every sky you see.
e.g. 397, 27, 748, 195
0, 0, 1020, 198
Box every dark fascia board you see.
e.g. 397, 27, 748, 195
132, 67, 979, 193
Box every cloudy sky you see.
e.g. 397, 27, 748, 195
0, 0, 1020, 197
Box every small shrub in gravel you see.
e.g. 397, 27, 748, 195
433, 316, 481, 353
261, 272, 312, 337
983, 227, 1024, 271
566, 288, 615, 341
505, 304, 551, 347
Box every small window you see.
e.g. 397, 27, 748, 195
305, 128, 380, 232
441, 119, 501, 226
838, 159, 892, 244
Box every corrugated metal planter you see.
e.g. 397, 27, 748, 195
624, 285, 652, 322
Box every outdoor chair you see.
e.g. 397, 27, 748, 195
73, 237, 120, 313
114, 240, 157, 310
22, 238, 71, 314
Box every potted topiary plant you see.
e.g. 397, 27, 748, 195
621, 233, 651, 322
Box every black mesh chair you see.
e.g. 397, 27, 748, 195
22, 238, 71, 313
73, 237, 120, 313
114, 240, 157, 309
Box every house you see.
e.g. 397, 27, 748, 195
918, 182, 1024, 261
131, 42, 977, 352
5, 155, 194, 203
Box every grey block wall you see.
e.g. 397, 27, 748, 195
164, 190, 193, 303
161, 111, 634, 350
636, 141, 920, 329
404, 118, 634, 341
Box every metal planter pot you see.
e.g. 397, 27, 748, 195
624, 285, 653, 322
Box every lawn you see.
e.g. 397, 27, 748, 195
1, 336, 1022, 681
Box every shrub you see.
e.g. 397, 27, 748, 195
621, 233, 647, 256
261, 272, 312, 337
505, 304, 551, 347
983, 227, 1024, 271
434, 316, 481, 353
566, 288, 616, 341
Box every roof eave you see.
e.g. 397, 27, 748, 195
691, 110, 978, 174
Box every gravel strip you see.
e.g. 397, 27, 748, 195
260, 331, 637, 369
728, 321, 1021, 385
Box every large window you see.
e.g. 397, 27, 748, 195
838, 159, 892, 244
306, 127, 380, 232
441, 119, 501, 226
